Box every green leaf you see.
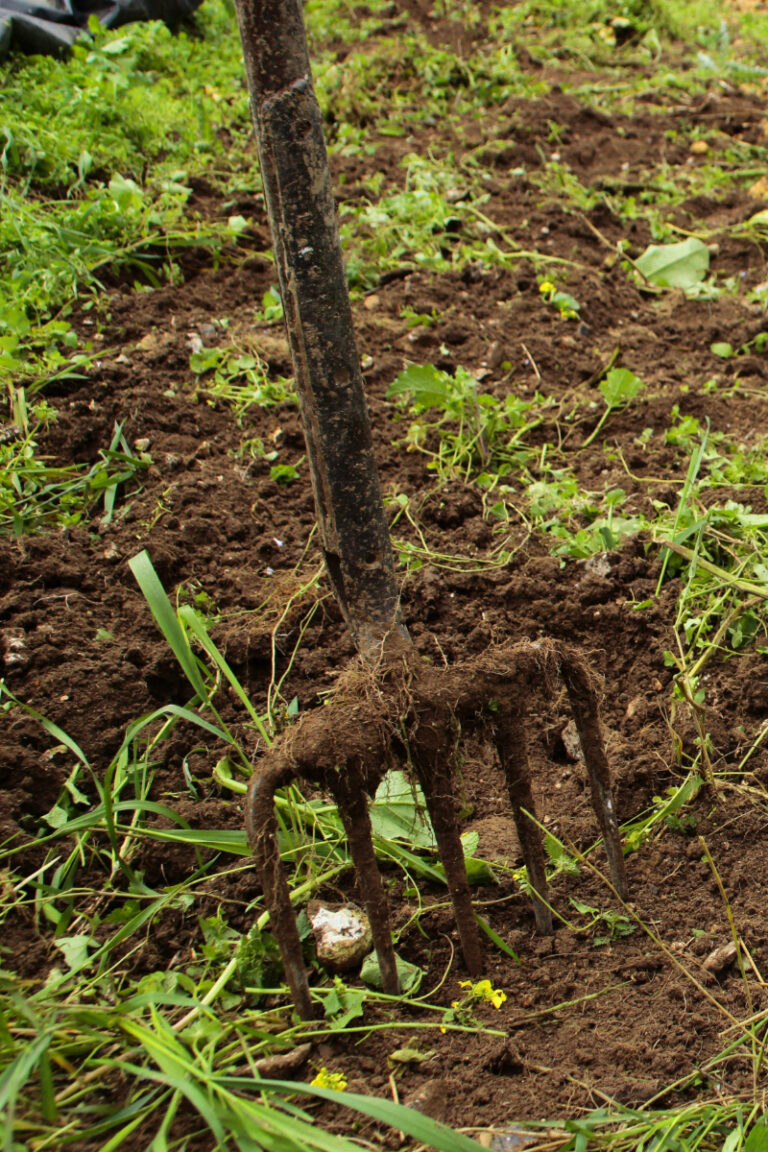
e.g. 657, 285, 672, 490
463, 857, 497, 885
723, 1126, 745, 1152
189, 347, 223, 375
599, 368, 644, 410
53, 934, 96, 972
475, 913, 520, 962
321, 981, 367, 1029
370, 770, 436, 849
129, 551, 207, 700
460, 830, 479, 857
386, 364, 452, 409
360, 952, 423, 993
745, 1117, 768, 1152
270, 463, 300, 485
710, 342, 734, 358
635, 237, 709, 289
108, 174, 144, 213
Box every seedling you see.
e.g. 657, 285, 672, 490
582, 366, 645, 448
538, 278, 580, 319
188, 344, 294, 418
387, 362, 541, 480
570, 898, 635, 945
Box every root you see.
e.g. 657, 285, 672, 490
247, 633, 626, 1017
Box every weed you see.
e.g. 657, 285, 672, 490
387, 362, 543, 481
570, 898, 636, 945
0, 551, 493, 1150
538, 278, 581, 319
0, 415, 149, 534
188, 343, 295, 419
439, 978, 507, 1031
582, 367, 646, 448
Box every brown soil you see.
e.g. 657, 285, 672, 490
4, 10, 768, 1146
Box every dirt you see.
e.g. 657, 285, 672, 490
4, 8, 768, 1146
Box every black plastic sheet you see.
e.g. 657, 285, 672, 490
0, 0, 204, 60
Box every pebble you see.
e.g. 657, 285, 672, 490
308, 902, 372, 972
703, 943, 738, 974
403, 1079, 449, 1122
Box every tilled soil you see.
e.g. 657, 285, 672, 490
4, 9, 768, 1142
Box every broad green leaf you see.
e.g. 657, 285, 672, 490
370, 770, 436, 849
723, 1126, 745, 1152
360, 951, 423, 993
53, 934, 96, 973
599, 368, 644, 409
109, 174, 143, 213
460, 830, 479, 857
710, 342, 734, 358
386, 364, 452, 408
635, 237, 709, 289
745, 1117, 768, 1152
432, 854, 497, 886
463, 856, 497, 885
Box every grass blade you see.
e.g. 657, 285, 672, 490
128, 551, 207, 699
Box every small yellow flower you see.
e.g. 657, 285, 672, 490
461, 978, 507, 1009
488, 987, 507, 1009
539, 281, 554, 295
311, 1067, 348, 1091
439, 1024, 447, 1034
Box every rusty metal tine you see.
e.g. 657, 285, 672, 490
412, 751, 484, 977
494, 703, 553, 935
247, 764, 314, 1019
332, 772, 400, 995
558, 651, 628, 900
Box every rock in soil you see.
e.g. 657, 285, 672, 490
307, 902, 373, 972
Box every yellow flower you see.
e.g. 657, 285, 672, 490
539, 281, 554, 295
311, 1067, 348, 1091
460, 978, 507, 1009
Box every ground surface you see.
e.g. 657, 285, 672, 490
4, 2, 768, 1146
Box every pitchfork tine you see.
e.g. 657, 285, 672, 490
247, 760, 314, 1019
559, 648, 628, 899
332, 771, 400, 996
412, 749, 484, 978
494, 701, 553, 935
